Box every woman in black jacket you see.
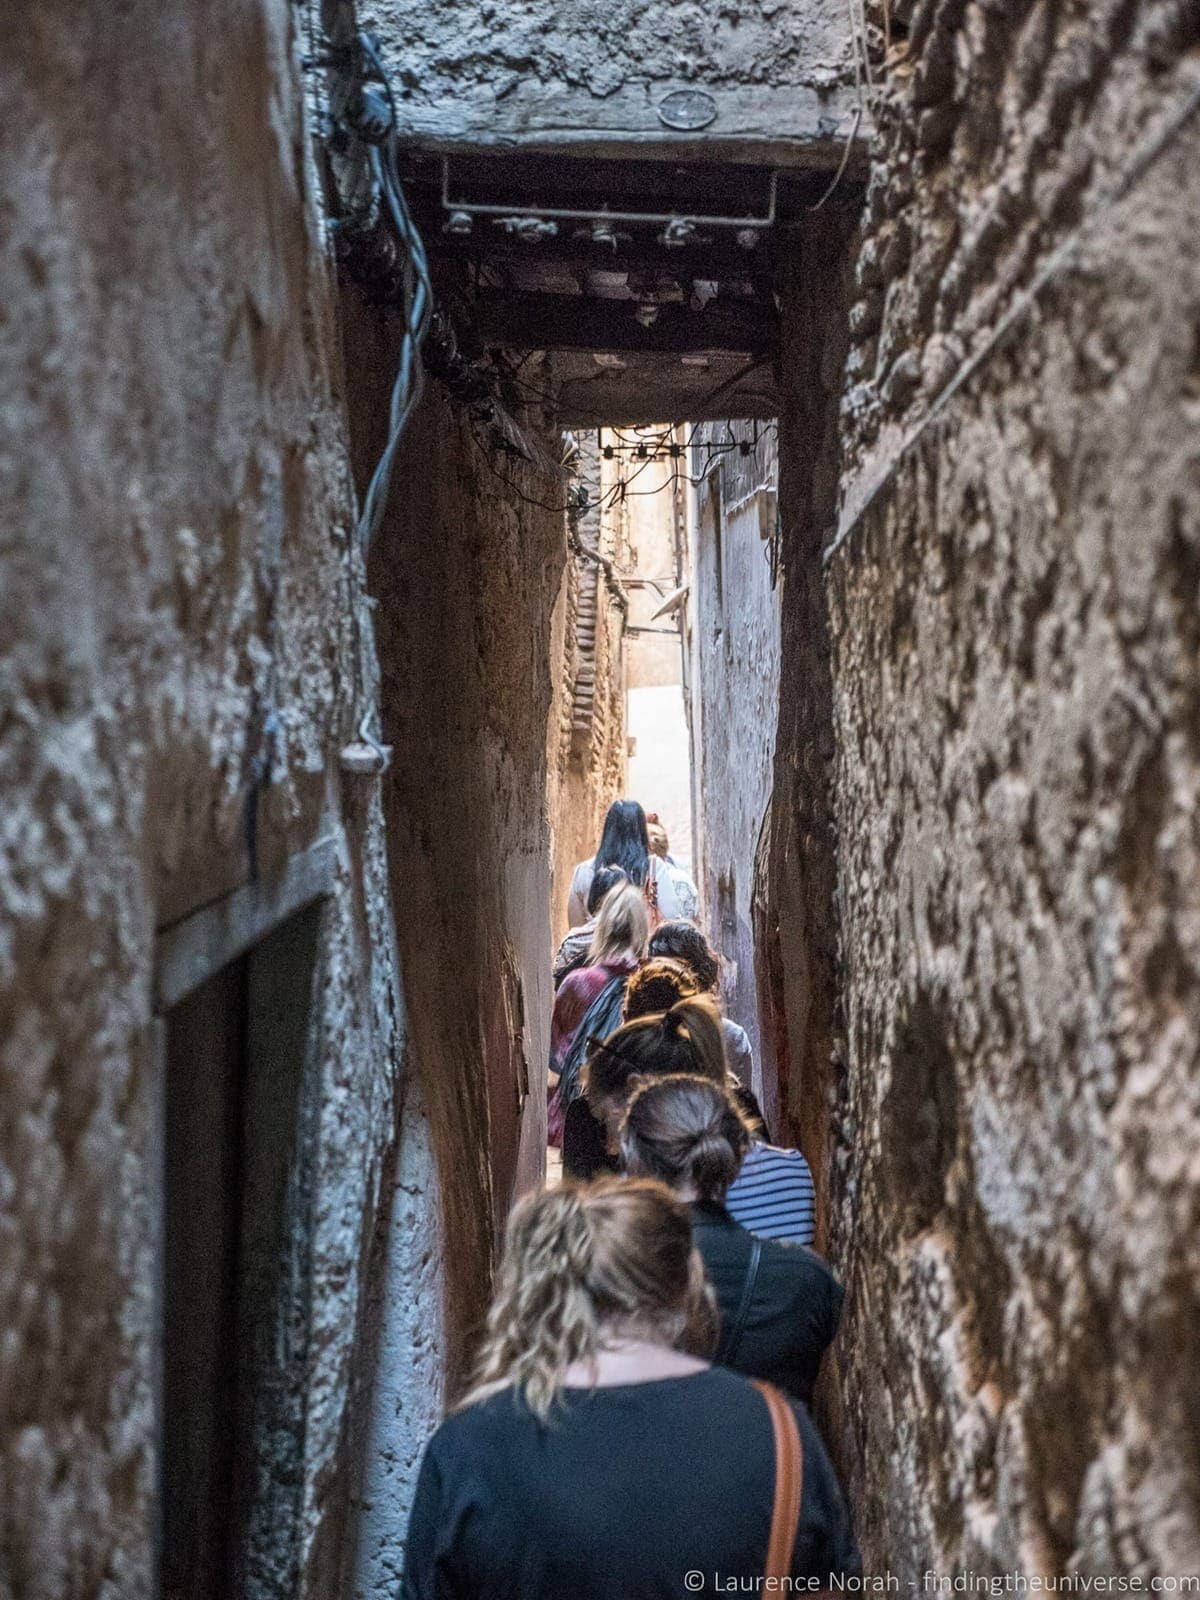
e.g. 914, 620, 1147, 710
622, 1073, 843, 1406
401, 1180, 858, 1599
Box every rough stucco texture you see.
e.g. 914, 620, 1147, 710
361, 0, 857, 152
691, 424, 781, 1121
355, 355, 564, 1392
0, 6, 402, 1595
757, 209, 856, 1245
548, 436, 627, 944
368, 0, 851, 100
829, 1, 1200, 1579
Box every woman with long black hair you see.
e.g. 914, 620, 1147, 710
567, 798, 697, 928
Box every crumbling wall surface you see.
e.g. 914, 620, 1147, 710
691, 423, 781, 1115
758, 208, 856, 1238
0, 4, 402, 1596
360, 370, 565, 1384
360, 0, 856, 149
829, 5, 1200, 1578
549, 435, 627, 942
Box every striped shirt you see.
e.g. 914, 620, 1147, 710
725, 1141, 817, 1246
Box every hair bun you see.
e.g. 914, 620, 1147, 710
663, 1003, 688, 1036
687, 1126, 740, 1199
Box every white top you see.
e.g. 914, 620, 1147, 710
722, 1018, 753, 1090
567, 855, 700, 929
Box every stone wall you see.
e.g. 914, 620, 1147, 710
549, 434, 628, 941
352, 360, 565, 1369
827, 1, 1200, 1578
361, 0, 859, 157
689, 422, 781, 1119
756, 208, 857, 1236
618, 439, 686, 693
342, 355, 565, 1582
0, 4, 402, 1594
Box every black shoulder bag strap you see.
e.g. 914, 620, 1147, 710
717, 1236, 763, 1366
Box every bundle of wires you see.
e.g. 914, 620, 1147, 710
354, 32, 433, 560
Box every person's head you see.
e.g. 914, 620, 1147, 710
587, 880, 650, 967
582, 994, 727, 1147
647, 821, 670, 860
595, 799, 651, 888
459, 1179, 715, 1420
622, 1074, 751, 1203
622, 956, 700, 1021
586, 863, 629, 919
648, 919, 721, 993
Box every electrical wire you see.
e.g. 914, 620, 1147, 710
353, 33, 433, 560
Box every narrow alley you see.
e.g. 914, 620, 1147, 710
4, 1, 1200, 1596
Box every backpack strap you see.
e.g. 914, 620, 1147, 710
716, 1236, 762, 1365
750, 1379, 803, 1583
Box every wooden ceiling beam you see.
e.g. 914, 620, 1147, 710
549, 351, 778, 428
470, 289, 775, 355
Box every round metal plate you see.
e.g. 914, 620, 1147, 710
656, 89, 718, 131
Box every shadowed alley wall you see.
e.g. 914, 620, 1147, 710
349, 349, 564, 1378
828, 1, 1200, 1577
757, 210, 857, 1244
548, 433, 627, 943
690, 422, 781, 1122
1, 5, 403, 1595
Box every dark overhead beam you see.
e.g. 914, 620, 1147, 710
549, 352, 778, 428
390, 86, 869, 170
421, 228, 776, 283
470, 289, 775, 355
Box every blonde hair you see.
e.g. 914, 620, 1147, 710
587, 880, 650, 966
647, 821, 670, 859
458, 1179, 715, 1421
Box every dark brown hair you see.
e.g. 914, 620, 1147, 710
648, 920, 721, 992
582, 994, 727, 1110
621, 1073, 751, 1202
622, 956, 700, 1021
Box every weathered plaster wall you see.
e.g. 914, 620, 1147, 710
828, 2, 1200, 1578
361, 0, 859, 158
549, 435, 628, 941
689, 423, 781, 1118
348, 1063, 445, 1600
351, 358, 564, 1385
756, 209, 857, 1238
1, 5, 402, 1595
619, 441, 685, 693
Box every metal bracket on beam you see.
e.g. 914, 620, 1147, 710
440, 157, 777, 237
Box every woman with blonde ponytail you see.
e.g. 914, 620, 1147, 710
622, 1074, 844, 1407
401, 1180, 858, 1598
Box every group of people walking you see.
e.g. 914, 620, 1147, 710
401, 799, 859, 1597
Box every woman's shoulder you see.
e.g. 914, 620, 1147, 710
426, 1389, 536, 1460
758, 1232, 842, 1300
555, 964, 602, 1001
740, 1141, 812, 1177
